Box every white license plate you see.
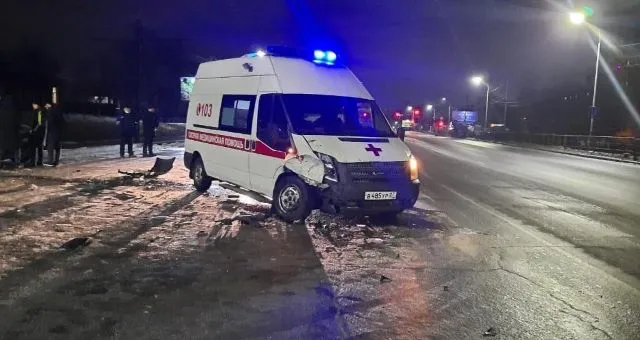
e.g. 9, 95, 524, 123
364, 191, 397, 200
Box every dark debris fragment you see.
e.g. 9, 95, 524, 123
60, 237, 92, 250
483, 327, 497, 337
380, 275, 392, 283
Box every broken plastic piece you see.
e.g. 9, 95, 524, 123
380, 275, 392, 283
60, 237, 92, 250
118, 157, 175, 178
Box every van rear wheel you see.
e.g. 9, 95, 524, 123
191, 157, 212, 192
274, 176, 312, 223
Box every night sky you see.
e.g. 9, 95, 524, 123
1, 0, 639, 109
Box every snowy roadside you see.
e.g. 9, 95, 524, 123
0, 148, 450, 339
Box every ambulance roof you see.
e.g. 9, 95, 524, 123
195, 55, 373, 100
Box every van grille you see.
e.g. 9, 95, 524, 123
345, 162, 409, 183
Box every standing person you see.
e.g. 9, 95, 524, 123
26, 102, 46, 167
0, 93, 19, 166
117, 106, 136, 157
142, 106, 159, 157
44, 102, 65, 166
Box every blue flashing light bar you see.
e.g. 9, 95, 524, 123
245, 47, 339, 66
312, 49, 338, 65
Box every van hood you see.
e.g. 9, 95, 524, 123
301, 135, 411, 163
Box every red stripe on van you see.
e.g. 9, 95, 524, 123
255, 141, 286, 159
187, 129, 286, 159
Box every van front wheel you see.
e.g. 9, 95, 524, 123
191, 157, 212, 192
274, 176, 312, 223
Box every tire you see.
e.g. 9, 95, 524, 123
273, 176, 313, 223
191, 157, 212, 192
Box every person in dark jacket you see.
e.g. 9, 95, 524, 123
0, 94, 19, 166
142, 106, 159, 157
26, 102, 46, 166
44, 102, 65, 166
117, 106, 136, 157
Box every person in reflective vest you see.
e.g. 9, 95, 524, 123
26, 102, 46, 167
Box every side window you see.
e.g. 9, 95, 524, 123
257, 94, 290, 152
219, 95, 256, 134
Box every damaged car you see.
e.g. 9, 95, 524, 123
183, 47, 419, 222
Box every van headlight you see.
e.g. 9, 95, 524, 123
317, 153, 338, 182
409, 156, 419, 181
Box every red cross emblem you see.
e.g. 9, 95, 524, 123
365, 144, 382, 156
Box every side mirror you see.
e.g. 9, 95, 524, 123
397, 127, 405, 141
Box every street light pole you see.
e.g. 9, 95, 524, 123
483, 84, 490, 130
569, 10, 600, 138
589, 29, 601, 138
470, 75, 490, 130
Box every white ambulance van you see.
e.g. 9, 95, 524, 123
184, 48, 419, 222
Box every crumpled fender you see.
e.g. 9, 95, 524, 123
283, 154, 325, 186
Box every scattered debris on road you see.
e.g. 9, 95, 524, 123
380, 275, 393, 283
150, 215, 168, 224
118, 157, 176, 178
483, 327, 498, 337
60, 237, 92, 250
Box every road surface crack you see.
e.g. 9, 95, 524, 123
497, 254, 612, 339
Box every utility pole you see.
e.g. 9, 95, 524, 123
503, 80, 509, 125
484, 84, 490, 130
589, 29, 602, 139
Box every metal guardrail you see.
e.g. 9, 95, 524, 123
478, 133, 640, 161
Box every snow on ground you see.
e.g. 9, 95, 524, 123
0, 144, 450, 339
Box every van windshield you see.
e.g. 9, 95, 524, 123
281, 94, 395, 137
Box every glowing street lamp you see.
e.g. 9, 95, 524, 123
569, 12, 585, 25
406, 105, 413, 112
470, 76, 484, 87
425, 104, 433, 111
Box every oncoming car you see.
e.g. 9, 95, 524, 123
184, 47, 420, 222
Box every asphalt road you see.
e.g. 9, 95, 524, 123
404, 132, 640, 339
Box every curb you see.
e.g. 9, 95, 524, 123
478, 139, 640, 165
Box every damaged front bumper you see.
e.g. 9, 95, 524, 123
317, 161, 420, 214
320, 180, 420, 214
